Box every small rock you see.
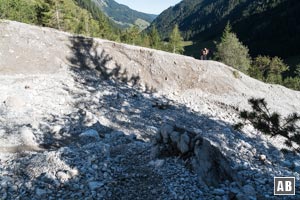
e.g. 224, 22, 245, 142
178, 132, 190, 154
56, 171, 71, 182
20, 127, 36, 146
236, 193, 248, 200
242, 184, 256, 196
52, 125, 63, 134
4, 96, 26, 110
88, 181, 104, 191
293, 160, 300, 171
92, 164, 98, 170
213, 189, 226, 196
282, 160, 293, 168
36, 188, 47, 197
150, 146, 160, 158
259, 155, 266, 162
230, 187, 240, 194
272, 150, 284, 159
79, 129, 100, 140
128, 134, 137, 140
149, 159, 165, 168
68, 169, 79, 177
160, 124, 174, 143
110, 131, 125, 138
170, 131, 180, 144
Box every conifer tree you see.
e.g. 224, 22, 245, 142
169, 24, 184, 54
149, 25, 161, 49
215, 23, 251, 73
295, 64, 300, 77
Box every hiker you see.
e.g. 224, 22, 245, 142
200, 48, 209, 60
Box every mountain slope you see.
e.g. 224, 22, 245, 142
151, 0, 300, 59
91, 0, 157, 29
1, 20, 300, 199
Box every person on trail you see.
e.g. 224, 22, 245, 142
200, 48, 209, 60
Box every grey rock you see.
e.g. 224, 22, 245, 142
178, 132, 190, 154
272, 149, 284, 159
213, 188, 226, 195
292, 160, 300, 171
160, 124, 174, 143
236, 193, 248, 200
36, 188, 47, 197
229, 187, 240, 194
170, 131, 180, 144
149, 159, 165, 168
282, 160, 293, 168
1, 192, 7, 199
79, 129, 100, 140
154, 131, 162, 143
242, 184, 256, 197
88, 181, 104, 191
110, 131, 125, 139
215, 196, 222, 200
150, 145, 160, 159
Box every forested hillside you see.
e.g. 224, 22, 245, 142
0, 0, 118, 40
92, 0, 156, 30
150, 0, 300, 60
0, 0, 185, 55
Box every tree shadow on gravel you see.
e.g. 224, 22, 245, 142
67, 36, 141, 86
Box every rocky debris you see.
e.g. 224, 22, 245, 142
1, 20, 300, 199
152, 123, 239, 187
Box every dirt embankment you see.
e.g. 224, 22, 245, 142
1, 20, 300, 115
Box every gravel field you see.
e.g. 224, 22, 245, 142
0, 20, 300, 200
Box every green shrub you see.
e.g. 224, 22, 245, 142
233, 70, 241, 79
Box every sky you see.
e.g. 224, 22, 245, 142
114, 0, 181, 15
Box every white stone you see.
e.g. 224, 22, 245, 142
56, 171, 71, 182
259, 155, 266, 162
20, 127, 36, 146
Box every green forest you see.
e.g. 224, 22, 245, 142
0, 0, 299, 91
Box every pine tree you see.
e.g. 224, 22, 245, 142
149, 25, 161, 49
169, 24, 184, 54
35, 0, 51, 26
235, 98, 300, 152
295, 64, 300, 77
215, 23, 251, 73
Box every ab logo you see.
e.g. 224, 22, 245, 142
274, 177, 295, 195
